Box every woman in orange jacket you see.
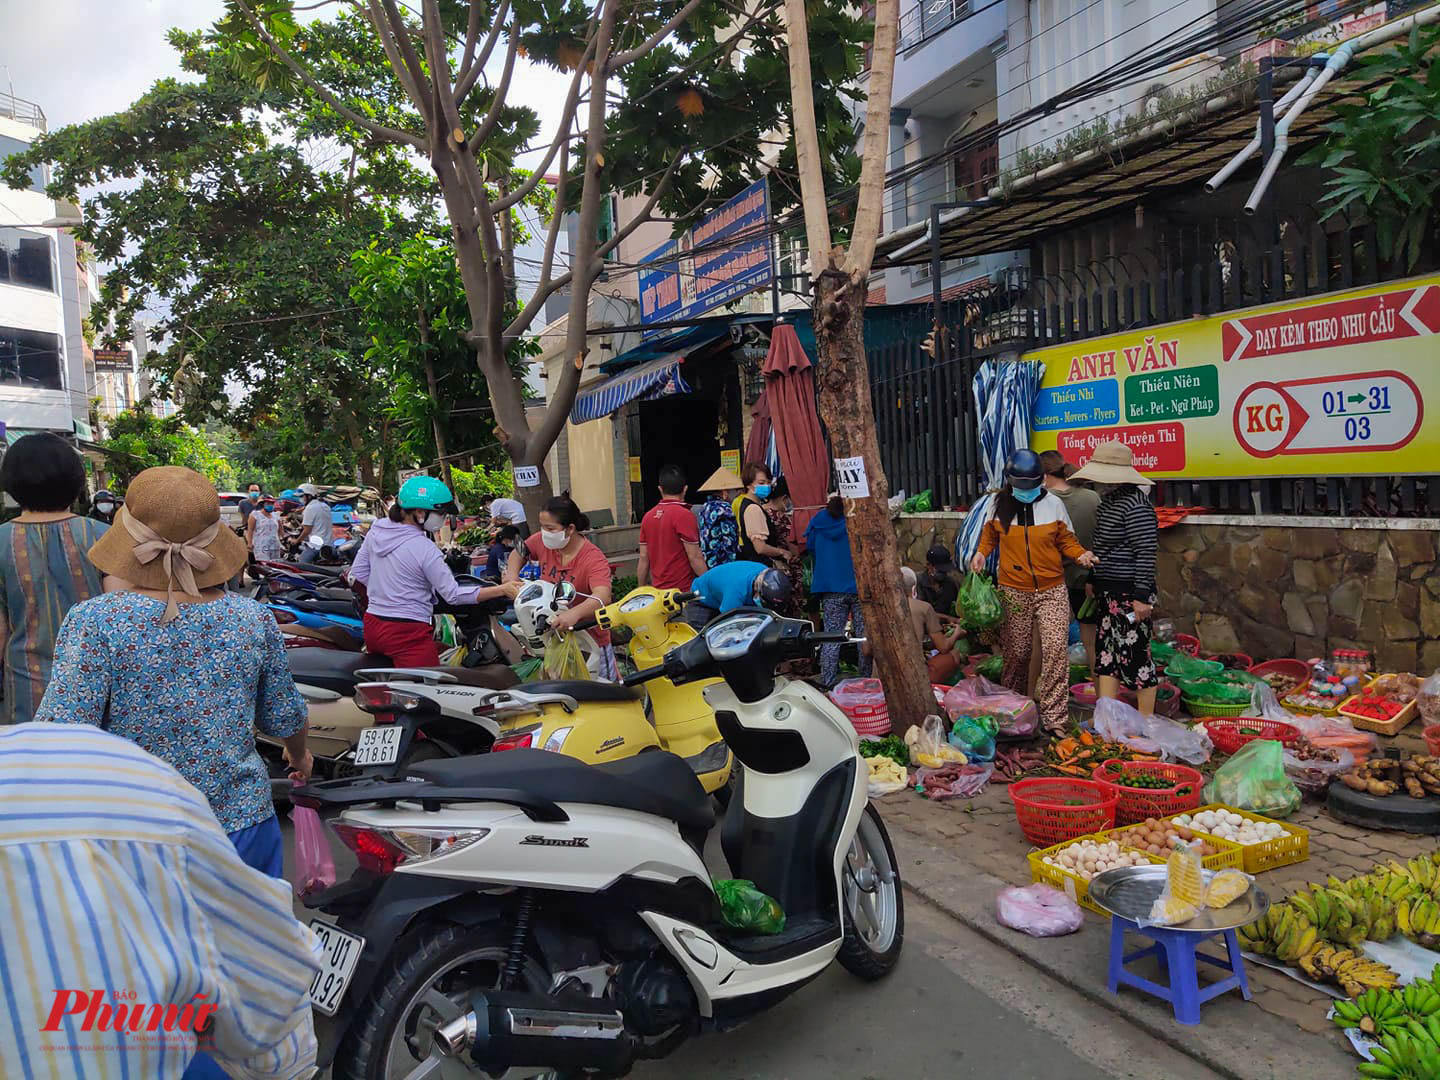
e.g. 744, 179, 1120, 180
971, 449, 1098, 733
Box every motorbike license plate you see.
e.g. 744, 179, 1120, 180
308, 920, 364, 1016
353, 725, 404, 766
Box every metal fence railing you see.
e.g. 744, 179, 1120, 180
0, 92, 46, 132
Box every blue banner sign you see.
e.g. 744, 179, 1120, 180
637, 178, 772, 332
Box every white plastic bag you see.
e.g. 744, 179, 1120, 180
1419, 670, 1440, 725
995, 883, 1084, 937
1251, 684, 1376, 755
1093, 697, 1213, 764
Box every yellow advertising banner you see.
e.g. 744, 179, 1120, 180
628, 456, 643, 483
720, 448, 741, 475
1029, 275, 1440, 479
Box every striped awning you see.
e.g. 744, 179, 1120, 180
570, 354, 692, 425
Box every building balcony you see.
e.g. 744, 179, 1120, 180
887, 0, 1005, 115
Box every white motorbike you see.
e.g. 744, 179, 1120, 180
295, 608, 904, 1079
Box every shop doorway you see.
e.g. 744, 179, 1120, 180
636, 398, 720, 513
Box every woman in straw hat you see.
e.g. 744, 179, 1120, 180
35, 466, 309, 878
0, 433, 109, 724
695, 464, 743, 569
1070, 440, 1161, 715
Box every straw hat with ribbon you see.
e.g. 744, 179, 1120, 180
698, 465, 744, 492
1069, 440, 1155, 488
88, 466, 250, 622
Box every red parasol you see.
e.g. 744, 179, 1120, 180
762, 324, 828, 545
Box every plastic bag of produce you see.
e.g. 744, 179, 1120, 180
1068, 641, 1089, 666
1251, 684, 1376, 759
916, 762, 994, 799
1093, 697, 1213, 764
1202, 739, 1301, 818
941, 676, 1038, 738
512, 656, 543, 683
291, 804, 336, 897
995, 883, 1084, 937
949, 713, 999, 762
1419, 670, 1440, 725
959, 571, 1003, 631
865, 754, 909, 797
1142, 846, 1204, 927
1165, 652, 1220, 679
976, 653, 1005, 681
904, 715, 967, 768
541, 632, 591, 681
713, 878, 785, 934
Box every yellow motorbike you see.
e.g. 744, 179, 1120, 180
355, 584, 731, 794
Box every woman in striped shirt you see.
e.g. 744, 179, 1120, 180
1071, 442, 1160, 715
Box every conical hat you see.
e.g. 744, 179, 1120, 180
699, 466, 744, 492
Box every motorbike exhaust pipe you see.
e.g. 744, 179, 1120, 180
431, 991, 634, 1072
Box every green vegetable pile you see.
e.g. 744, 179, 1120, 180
859, 735, 909, 769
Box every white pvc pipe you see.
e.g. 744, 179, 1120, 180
1205, 67, 1318, 193
1245, 2, 1440, 214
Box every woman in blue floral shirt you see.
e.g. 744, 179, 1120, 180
36, 467, 309, 879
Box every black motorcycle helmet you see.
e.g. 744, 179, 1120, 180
756, 569, 793, 608
1005, 449, 1045, 491
92, 489, 118, 514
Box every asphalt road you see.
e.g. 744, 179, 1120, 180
285, 818, 1213, 1080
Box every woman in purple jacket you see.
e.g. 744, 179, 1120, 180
349, 476, 518, 665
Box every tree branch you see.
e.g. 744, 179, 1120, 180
457, 0, 510, 104
780, 0, 834, 274
378, 0, 436, 103
842, 0, 899, 280
231, 0, 425, 149
600, 152, 684, 259
467, 24, 520, 153
504, 143, 569, 340
364, 0, 430, 118
610, 0, 702, 68
490, 43, 592, 213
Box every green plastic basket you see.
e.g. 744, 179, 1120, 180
1182, 696, 1251, 718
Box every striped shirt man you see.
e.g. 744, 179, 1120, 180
0, 723, 320, 1079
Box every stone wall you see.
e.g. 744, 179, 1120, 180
895, 513, 1440, 672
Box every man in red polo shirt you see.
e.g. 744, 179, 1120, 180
637, 465, 709, 591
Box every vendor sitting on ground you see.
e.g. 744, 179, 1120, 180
690, 561, 793, 622
902, 566, 965, 682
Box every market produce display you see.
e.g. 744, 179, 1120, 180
1340, 757, 1440, 800
1206, 869, 1252, 908
1097, 760, 1197, 792
1346, 683, 1415, 724
1038, 837, 1151, 882
1174, 809, 1289, 846
1331, 967, 1440, 1037
992, 746, 1048, 781
1260, 670, 1304, 697
858, 736, 908, 769
1112, 819, 1222, 857
1239, 904, 1399, 994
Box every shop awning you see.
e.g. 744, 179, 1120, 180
570, 354, 693, 425
598, 321, 733, 375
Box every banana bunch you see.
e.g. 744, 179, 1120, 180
1299, 943, 1399, 998
1238, 902, 1316, 962
1333, 979, 1440, 1037
1397, 895, 1440, 950
1239, 905, 1400, 997
1359, 1025, 1440, 1080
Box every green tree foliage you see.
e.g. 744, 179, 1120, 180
1305, 24, 1440, 271
449, 464, 515, 513
101, 410, 238, 492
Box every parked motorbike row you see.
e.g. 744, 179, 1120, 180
272, 563, 904, 1079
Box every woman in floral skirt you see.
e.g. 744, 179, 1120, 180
1071, 441, 1160, 715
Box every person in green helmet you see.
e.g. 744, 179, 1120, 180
349, 475, 519, 666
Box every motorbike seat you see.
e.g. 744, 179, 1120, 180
288, 649, 390, 694
429, 665, 519, 690
311, 586, 357, 603
523, 680, 642, 704
408, 748, 715, 831
286, 595, 359, 617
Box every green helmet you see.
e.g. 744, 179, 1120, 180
396, 475, 458, 512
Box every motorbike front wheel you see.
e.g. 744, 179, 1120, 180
333, 922, 556, 1080
837, 803, 904, 980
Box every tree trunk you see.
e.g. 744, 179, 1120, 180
417, 302, 454, 492
814, 271, 934, 737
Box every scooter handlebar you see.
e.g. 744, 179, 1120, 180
624, 664, 667, 687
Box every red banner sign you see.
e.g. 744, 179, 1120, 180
1222, 284, 1440, 365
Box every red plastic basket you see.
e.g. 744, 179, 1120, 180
1008, 778, 1118, 847
1247, 658, 1312, 693
1424, 725, 1440, 757
1202, 717, 1302, 755
1174, 633, 1201, 657
1204, 652, 1254, 671
829, 679, 890, 737
1091, 759, 1204, 824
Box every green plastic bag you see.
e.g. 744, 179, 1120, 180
512, 657, 543, 683
959, 571, 1003, 631
1151, 640, 1178, 663
1202, 739, 1301, 819
714, 878, 785, 934
901, 489, 934, 513
977, 654, 1004, 681
1165, 653, 1219, 680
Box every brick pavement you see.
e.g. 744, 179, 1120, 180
875, 778, 1438, 1051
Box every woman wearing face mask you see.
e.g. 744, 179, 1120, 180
505, 494, 617, 680
349, 475, 519, 666
736, 462, 790, 568
245, 494, 283, 563
970, 449, 1098, 735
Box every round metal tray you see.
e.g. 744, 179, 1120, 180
1087, 865, 1270, 932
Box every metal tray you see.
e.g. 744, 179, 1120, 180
1087, 864, 1270, 932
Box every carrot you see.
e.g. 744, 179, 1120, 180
1078, 730, 1097, 746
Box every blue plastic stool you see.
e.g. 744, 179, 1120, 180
1106, 915, 1251, 1025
